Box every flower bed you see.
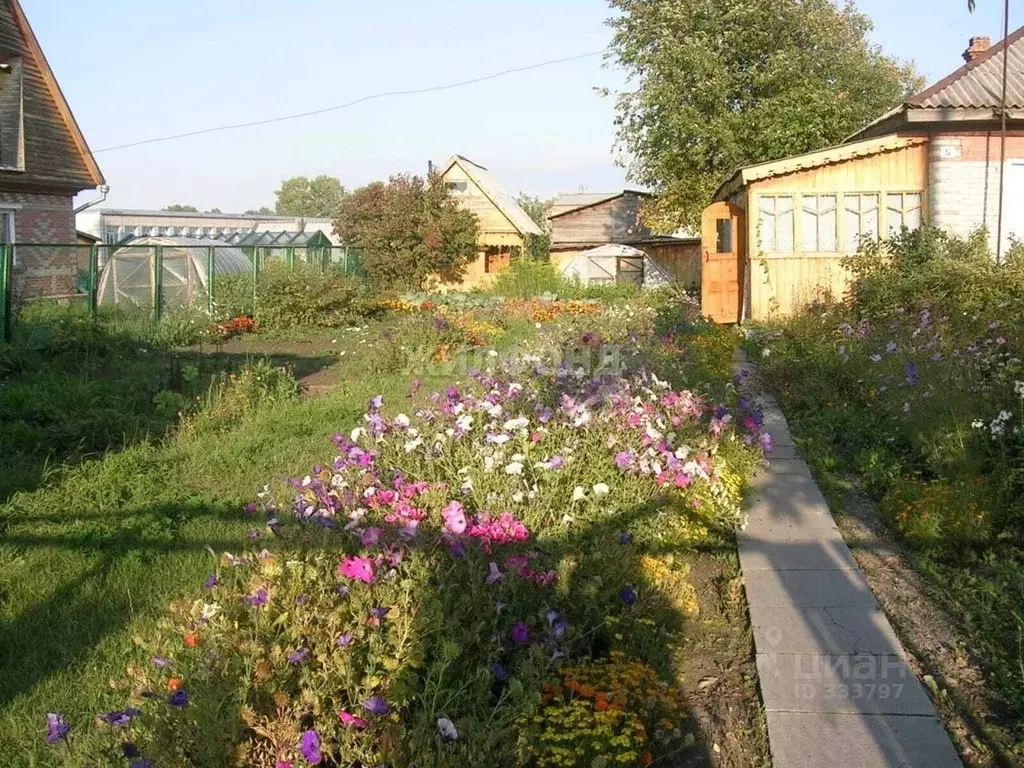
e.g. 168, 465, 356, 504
51, 301, 767, 767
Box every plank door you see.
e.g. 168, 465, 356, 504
700, 201, 744, 323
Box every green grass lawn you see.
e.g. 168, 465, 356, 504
0, 310, 482, 762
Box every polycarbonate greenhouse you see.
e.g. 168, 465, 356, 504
96, 237, 252, 309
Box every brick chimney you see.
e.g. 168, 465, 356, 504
963, 36, 991, 63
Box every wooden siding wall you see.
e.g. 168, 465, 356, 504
442, 164, 520, 237
645, 242, 701, 290
745, 143, 928, 319
0, 1, 93, 190
550, 192, 650, 246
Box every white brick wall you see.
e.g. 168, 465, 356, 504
929, 138, 1012, 253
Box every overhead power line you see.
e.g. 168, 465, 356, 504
93, 50, 605, 154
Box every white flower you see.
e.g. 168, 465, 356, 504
350, 427, 366, 442
645, 426, 663, 441
487, 404, 504, 418
201, 603, 221, 620
535, 322, 542, 329
404, 437, 423, 453
572, 486, 586, 502
505, 462, 524, 475
488, 350, 498, 358
1014, 381, 1024, 396
512, 491, 524, 503
504, 417, 529, 431
395, 414, 410, 428
573, 411, 591, 427
971, 419, 985, 429
592, 483, 610, 496
437, 717, 459, 741
484, 456, 495, 472
762, 347, 771, 358
456, 414, 474, 431
461, 478, 474, 493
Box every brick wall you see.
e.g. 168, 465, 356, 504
928, 132, 1024, 253
1, 190, 77, 298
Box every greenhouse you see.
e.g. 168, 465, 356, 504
96, 237, 252, 309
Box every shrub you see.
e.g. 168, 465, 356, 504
489, 260, 642, 301
186, 359, 299, 434
218, 263, 379, 330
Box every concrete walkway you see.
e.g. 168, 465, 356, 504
736, 362, 963, 768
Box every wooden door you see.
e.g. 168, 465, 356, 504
700, 201, 744, 323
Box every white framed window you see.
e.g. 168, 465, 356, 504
843, 193, 879, 252
758, 195, 794, 253
800, 194, 838, 252
886, 192, 922, 234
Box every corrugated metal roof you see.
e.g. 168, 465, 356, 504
441, 155, 542, 237
549, 192, 623, 218
909, 26, 1024, 109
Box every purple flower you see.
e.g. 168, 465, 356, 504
369, 394, 384, 411
99, 708, 141, 727
904, 362, 919, 387
547, 455, 565, 470
619, 531, 633, 545
336, 633, 355, 647
131, 760, 154, 768
168, 689, 190, 708
760, 432, 774, 454
294, 594, 309, 606
538, 407, 554, 423
363, 696, 390, 716
614, 450, 634, 470
486, 562, 503, 585
288, 648, 310, 664
247, 528, 260, 540
369, 606, 390, 620
337, 585, 350, 598
885, 341, 898, 354
551, 621, 566, 641
492, 662, 508, 681
122, 743, 141, 759
511, 621, 531, 645
361, 526, 382, 548
151, 655, 172, 669
620, 586, 637, 606
45, 713, 70, 744
204, 574, 219, 589
448, 540, 466, 559
244, 502, 258, 515
243, 588, 268, 607
299, 729, 322, 764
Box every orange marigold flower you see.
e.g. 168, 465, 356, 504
168, 677, 183, 691
184, 633, 199, 647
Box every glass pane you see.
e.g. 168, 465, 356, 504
801, 207, 819, 252
715, 218, 732, 253
777, 198, 794, 253
820, 207, 837, 251
759, 210, 775, 252
904, 207, 921, 230
887, 193, 903, 212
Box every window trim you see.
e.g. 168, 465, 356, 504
842, 192, 881, 253
756, 193, 796, 255
800, 193, 839, 253
885, 191, 924, 235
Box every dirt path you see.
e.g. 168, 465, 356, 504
836, 486, 1021, 768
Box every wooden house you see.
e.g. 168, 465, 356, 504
0, 0, 104, 299
436, 155, 542, 289
549, 190, 700, 289
702, 29, 1024, 323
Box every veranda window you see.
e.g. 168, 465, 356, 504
801, 195, 838, 252
843, 194, 879, 252
886, 193, 922, 234
758, 195, 794, 253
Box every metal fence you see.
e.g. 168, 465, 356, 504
0, 243, 365, 342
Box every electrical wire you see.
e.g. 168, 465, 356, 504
93, 50, 605, 154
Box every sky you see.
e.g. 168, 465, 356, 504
22, 0, 1024, 213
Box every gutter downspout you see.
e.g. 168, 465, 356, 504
73, 183, 110, 214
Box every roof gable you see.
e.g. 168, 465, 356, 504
438, 155, 542, 237
0, 0, 103, 190
548, 190, 653, 219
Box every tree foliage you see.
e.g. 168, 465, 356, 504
275, 175, 346, 218
516, 193, 553, 260
608, 0, 923, 230
335, 174, 479, 290
163, 204, 199, 212
244, 206, 275, 216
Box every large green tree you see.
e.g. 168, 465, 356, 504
516, 193, 553, 260
608, 0, 923, 230
163, 204, 198, 212
335, 174, 479, 290
275, 175, 346, 218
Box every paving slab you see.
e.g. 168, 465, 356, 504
738, 535, 859, 572
745, 568, 879, 609
757, 653, 933, 714
748, 605, 905, 655
766, 443, 800, 460
766, 712, 963, 768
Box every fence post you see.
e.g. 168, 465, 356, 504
87, 244, 98, 315
0, 244, 9, 343
152, 245, 163, 323
206, 246, 215, 315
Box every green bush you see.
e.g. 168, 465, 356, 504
489, 260, 641, 301
186, 359, 299, 434
216, 263, 379, 330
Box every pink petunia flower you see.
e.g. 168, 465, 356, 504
337, 556, 375, 583
339, 710, 368, 729
442, 501, 468, 535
